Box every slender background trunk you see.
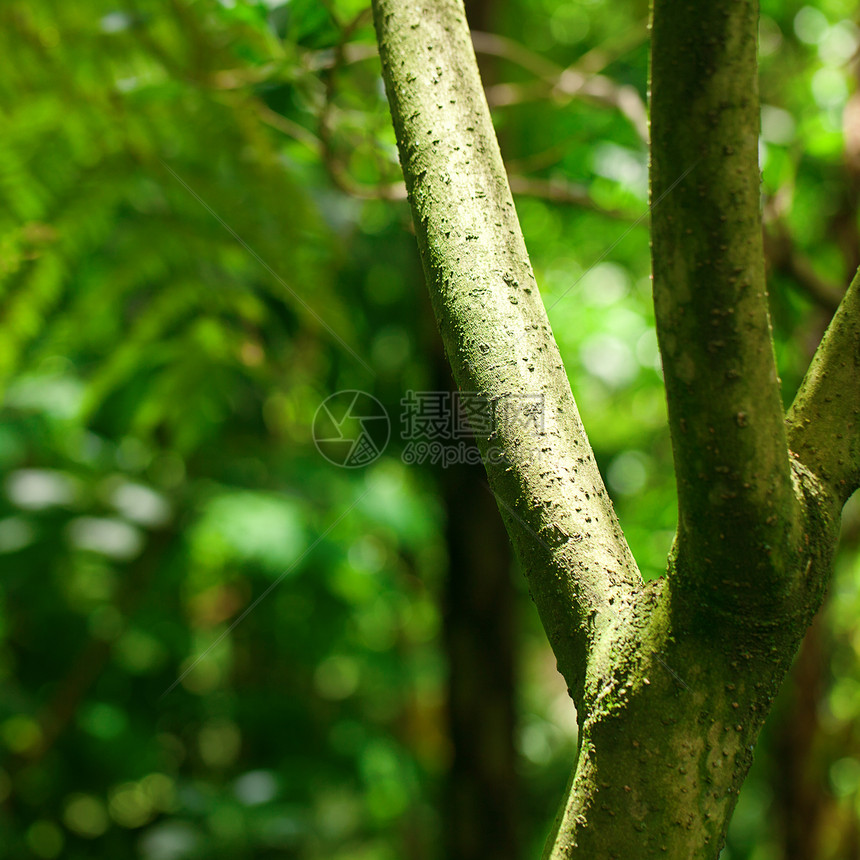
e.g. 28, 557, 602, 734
442, 454, 519, 860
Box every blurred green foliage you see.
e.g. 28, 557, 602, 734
0, 0, 859, 858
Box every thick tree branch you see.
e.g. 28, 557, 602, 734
787, 270, 860, 506
372, 0, 640, 697
650, 0, 800, 613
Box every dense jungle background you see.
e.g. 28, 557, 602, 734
1, 0, 859, 857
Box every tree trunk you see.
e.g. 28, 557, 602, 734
442, 453, 519, 860
432, 2, 522, 851
371, 0, 860, 855
773, 619, 825, 860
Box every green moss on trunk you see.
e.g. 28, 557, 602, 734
372, 0, 853, 856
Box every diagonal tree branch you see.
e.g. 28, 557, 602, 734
763, 197, 845, 313
764, 225, 845, 312
371, 0, 640, 698
650, 0, 800, 612
787, 269, 860, 506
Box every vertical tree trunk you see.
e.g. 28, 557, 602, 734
434, 3, 521, 853
372, 0, 859, 855
442, 453, 519, 860
773, 619, 825, 860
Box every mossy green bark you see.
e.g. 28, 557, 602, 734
787, 270, 860, 506
650, 0, 803, 616
371, 0, 640, 703
542, 466, 837, 857
372, 0, 858, 856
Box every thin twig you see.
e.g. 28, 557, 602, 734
763, 199, 845, 312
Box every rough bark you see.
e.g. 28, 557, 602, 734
371, 0, 640, 706
437, 6, 522, 853
787, 270, 860, 506
371, 0, 854, 857
650, 0, 801, 612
